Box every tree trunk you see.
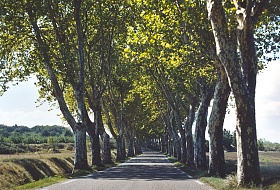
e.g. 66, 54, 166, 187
73, 125, 88, 170
185, 98, 197, 167
236, 8, 261, 186
161, 133, 168, 154
164, 133, 169, 154
186, 128, 194, 166
168, 109, 182, 160
170, 134, 181, 160
173, 143, 177, 158
173, 107, 186, 164
207, 0, 266, 186
90, 132, 101, 166
208, 64, 230, 178
168, 136, 173, 157
90, 99, 103, 166
180, 128, 187, 164
194, 84, 214, 169
122, 136, 126, 158
127, 136, 135, 157
134, 138, 142, 155
116, 135, 126, 161
236, 99, 260, 186
102, 132, 113, 164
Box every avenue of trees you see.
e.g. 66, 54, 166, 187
1, 0, 279, 187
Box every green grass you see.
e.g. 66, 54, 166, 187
200, 177, 228, 190
13, 176, 68, 190
167, 156, 207, 178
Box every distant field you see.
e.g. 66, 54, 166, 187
225, 151, 280, 162
206, 151, 280, 189
0, 151, 74, 161
224, 151, 280, 175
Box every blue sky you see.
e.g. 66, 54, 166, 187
0, 60, 280, 143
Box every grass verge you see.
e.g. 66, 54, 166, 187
168, 152, 280, 190
9, 163, 122, 190
13, 176, 68, 190
0, 149, 122, 190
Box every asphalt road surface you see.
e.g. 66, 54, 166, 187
39, 149, 214, 190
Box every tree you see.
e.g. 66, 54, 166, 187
47, 136, 56, 152
208, 62, 230, 177
223, 129, 233, 151
207, 0, 271, 186
0, 0, 90, 169
258, 139, 265, 151
194, 81, 214, 169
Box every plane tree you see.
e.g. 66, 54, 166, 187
207, 0, 280, 186
0, 0, 92, 169
123, 0, 219, 167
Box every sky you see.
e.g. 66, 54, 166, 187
0, 77, 64, 127
0, 60, 280, 143
223, 60, 280, 143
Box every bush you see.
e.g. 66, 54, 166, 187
0, 142, 25, 154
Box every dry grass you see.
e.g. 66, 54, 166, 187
0, 147, 118, 190
200, 151, 280, 189
0, 152, 74, 161
0, 155, 73, 189
0, 150, 75, 189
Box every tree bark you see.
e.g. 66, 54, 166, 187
180, 128, 187, 164
134, 138, 143, 155
184, 98, 197, 167
161, 133, 168, 154
173, 107, 186, 164
91, 99, 103, 166
89, 132, 101, 166
207, 0, 268, 186
235, 12, 260, 185
117, 134, 126, 161
127, 136, 135, 157
168, 133, 173, 156
101, 132, 113, 164
168, 109, 181, 160
73, 124, 88, 170
208, 64, 230, 178
194, 83, 214, 169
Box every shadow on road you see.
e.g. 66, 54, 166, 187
84, 149, 191, 181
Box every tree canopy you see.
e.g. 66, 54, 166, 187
1, 0, 279, 187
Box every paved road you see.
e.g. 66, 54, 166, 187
40, 149, 214, 190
